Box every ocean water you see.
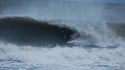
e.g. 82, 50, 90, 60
0, 0, 125, 70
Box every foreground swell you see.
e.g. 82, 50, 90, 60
0, 43, 125, 70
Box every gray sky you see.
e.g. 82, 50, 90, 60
0, 0, 125, 4
61, 0, 125, 3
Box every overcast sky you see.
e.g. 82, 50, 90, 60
0, 0, 125, 4
61, 0, 125, 3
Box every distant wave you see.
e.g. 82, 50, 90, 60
107, 23, 125, 38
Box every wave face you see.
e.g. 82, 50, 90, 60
0, 17, 79, 47
0, 0, 125, 70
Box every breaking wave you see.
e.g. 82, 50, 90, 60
0, 16, 125, 70
0, 16, 80, 47
0, 1, 125, 70
0, 16, 125, 48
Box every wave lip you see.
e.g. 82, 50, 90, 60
0, 17, 79, 47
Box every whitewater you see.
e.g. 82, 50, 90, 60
0, 0, 125, 70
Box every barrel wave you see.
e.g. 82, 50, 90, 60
0, 17, 79, 47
